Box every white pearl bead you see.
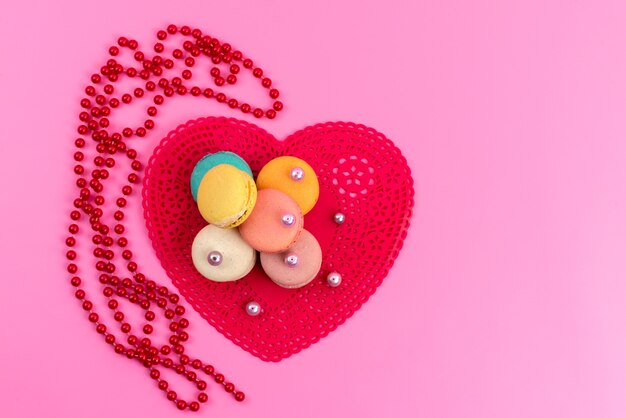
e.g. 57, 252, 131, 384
326, 272, 342, 287
334, 212, 345, 224
245, 301, 261, 316
290, 167, 305, 181
284, 253, 299, 267
207, 251, 222, 266
282, 214, 296, 226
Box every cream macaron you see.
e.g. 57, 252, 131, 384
191, 224, 256, 282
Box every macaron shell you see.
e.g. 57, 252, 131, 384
226, 171, 257, 228
190, 151, 253, 201
191, 225, 256, 282
260, 229, 322, 289
256, 156, 320, 215
239, 189, 304, 253
197, 164, 257, 228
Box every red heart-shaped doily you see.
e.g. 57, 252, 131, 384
142, 117, 414, 361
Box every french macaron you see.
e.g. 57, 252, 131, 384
196, 164, 257, 228
190, 151, 253, 201
191, 224, 256, 282
239, 189, 304, 253
256, 156, 320, 215
260, 229, 322, 289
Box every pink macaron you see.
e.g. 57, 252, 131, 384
260, 229, 322, 289
239, 189, 304, 253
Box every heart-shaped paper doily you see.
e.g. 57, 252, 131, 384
143, 117, 414, 361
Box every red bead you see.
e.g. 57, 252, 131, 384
214, 374, 225, 384
270, 88, 280, 99
190, 402, 200, 412
235, 392, 245, 402
225, 383, 235, 393
198, 393, 208, 403
117, 37, 128, 46
241, 103, 251, 113
167, 391, 177, 401
214, 77, 225, 86
253, 68, 263, 78
226, 75, 237, 84
253, 108, 263, 118
143, 324, 153, 334
243, 59, 253, 68
176, 400, 187, 410
262, 78, 272, 88
128, 40, 138, 50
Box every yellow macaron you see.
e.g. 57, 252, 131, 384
256, 156, 319, 215
196, 164, 257, 228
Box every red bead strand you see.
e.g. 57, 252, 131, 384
65, 24, 283, 411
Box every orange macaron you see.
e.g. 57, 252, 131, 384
256, 156, 319, 215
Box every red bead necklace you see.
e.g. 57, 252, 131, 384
66, 24, 283, 411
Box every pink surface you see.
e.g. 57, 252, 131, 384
1, 0, 626, 417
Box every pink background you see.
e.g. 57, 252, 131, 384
1, 0, 626, 417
